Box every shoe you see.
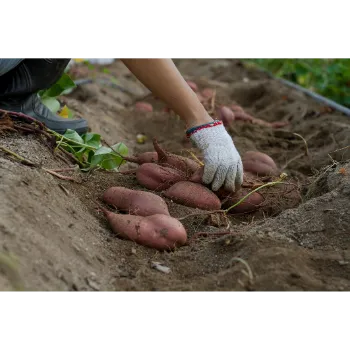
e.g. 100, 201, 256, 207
0, 59, 71, 96
0, 93, 88, 135
0, 59, 88, 134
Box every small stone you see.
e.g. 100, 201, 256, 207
86, 277, 100, 291
131, 248, 137, 255
338, 261, 349, 266
151, 261, 171, 274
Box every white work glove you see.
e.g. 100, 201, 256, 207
187, 120, 243, 192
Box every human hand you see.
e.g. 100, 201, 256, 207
186, 120, 243, 192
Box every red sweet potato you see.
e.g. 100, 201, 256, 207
242, 151, 279, 176
222, 189, 264, 213
201, 88, 214, 99
136, 163, 186, 191
217, 106, 235, 126
103, 186, 169, 216
163, 181, 221, 210
134, 102, 153, 112
124, 151, 158, 165
101, 208, 187, 250
153, 138, 200, 175
186, 80, 198, 92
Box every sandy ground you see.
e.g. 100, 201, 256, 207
1, 59, 350, 291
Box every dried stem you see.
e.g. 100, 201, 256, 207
0, 109, 45, 129
42, 168, 81, 182
293, 132, 309, 156
0, 146, 37, 166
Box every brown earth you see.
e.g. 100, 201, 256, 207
1, 59, 350, 291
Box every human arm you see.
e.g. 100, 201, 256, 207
121, 59, 243, 192
121, 59, 211, 128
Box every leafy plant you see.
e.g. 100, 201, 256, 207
244, 59, 350, 107
51, 129, 129, 171
38, 73, 76, 117
39, 68, 129, 171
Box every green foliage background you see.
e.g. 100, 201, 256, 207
245, 59, 350, 107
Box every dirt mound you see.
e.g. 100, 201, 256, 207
1, 59, 350, 291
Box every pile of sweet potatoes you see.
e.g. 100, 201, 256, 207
125, 139, 280, 213
99, 139, 282, 251
100, 186, 187, 251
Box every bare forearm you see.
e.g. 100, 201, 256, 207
121, 59, 212, 128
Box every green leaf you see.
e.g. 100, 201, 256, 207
40, 73, 76, 98
87, 150, 95, 163
41, 97, 61, 113
63, 129, 84, 144
111, 142, 128, 157
82, 133, 101, 148
90, 146, 124, 170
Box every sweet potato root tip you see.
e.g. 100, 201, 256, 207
134, 102, 153, 112
104, 211, 187, 250
222, 190, 264, 213
242, 151, 279, 176
136, 163, 186, 191
103, 186, 170, 216
163, 181, 221, 210
152, 138, 200, 175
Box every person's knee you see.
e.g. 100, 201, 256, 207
0, 59, 24, 77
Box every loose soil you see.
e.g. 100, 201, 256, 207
1, 59, 350, 291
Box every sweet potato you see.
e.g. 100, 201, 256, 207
217, 106, 235, 126
134, 102, 153, 112
222, 189, 264, 213
163, 181, 221, 210
201, 88, 214, 99
103, 186, 169, 216
124, 151, 158, 165
101, 208, 187, 250
242, 151, 279, 176
153, 138, 200, 175
186, 80, 198, 92
136, 163, 186, 191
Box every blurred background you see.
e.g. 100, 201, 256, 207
72, 59, 350, 107
245, 59, 350, 107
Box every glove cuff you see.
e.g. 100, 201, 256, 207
186, 119, 223, 138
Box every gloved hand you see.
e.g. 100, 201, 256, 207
187, 120, 243, 192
